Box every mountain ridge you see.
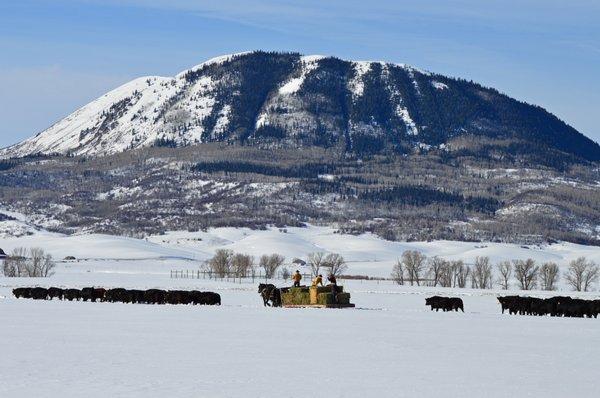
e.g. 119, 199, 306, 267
2, 51, 599, 162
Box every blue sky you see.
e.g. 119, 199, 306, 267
1, 0, 599, 147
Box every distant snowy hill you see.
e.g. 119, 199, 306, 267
2, 51, 599, 161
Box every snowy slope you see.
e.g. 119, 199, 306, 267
3, 224, 599, 281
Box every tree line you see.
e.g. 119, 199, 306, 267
205, 250, 347, 279
190, 160, 333, 179
392, 250, 599, 292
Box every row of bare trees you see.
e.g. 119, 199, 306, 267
392, 251, 599, 292
205, 250, 348, 279
206, 250, 286, 278
1, 247, 55, 277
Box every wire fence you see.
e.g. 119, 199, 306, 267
169, 268, 436, 286
170, 269, 313, 284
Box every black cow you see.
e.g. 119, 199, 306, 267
129, 289, 145, 304
425, 296, 464, 312
63, 288, 81, 301
13, 287, 32, 299
448, 297, 464, 312
189, 290, 205, 305
30, 287, 48, 300
105, 288, 127, 303
590, 300, 600, 318
497, 296, 519, 314
166, 290, 192, 305
80, 287, 95, 302
93, 288, 106, 302
144, 289, 166, 304
47, 287, 64, 300
201, 291, 221, 306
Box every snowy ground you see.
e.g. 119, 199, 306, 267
1, 225, 600, 397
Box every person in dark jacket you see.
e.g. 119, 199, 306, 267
327, 274, 337, 303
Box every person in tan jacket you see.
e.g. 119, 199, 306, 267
312, 274, 323, 286
292, 270, 302, 287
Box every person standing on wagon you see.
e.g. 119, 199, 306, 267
292, 270, 302, 287
327, 274, 337, 303
313, 274, 323, 286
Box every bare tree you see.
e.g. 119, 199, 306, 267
323, 253, 347, 277
231, 253, 254, 277
307, 252, 326, 277
209, 249, 233, 277
391, 260, 404, 285
2, 256, 17, 277
452, 260, 470, 288
539, 262, 560, 291
402, 250, 427, 286
471, 256, 493, 289
39, 253, 55, 277
2, 247, 55, 277
28, 248, 44, 277
513, 259, 539, 290
439, 261, 453, 287
12, 247, 27, 277
427, 257, 447, 287
565, 257, 599, 292
260, 253, 285, 278
496, 261, 512, 290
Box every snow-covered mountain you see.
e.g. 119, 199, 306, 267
3, 51, 600, 160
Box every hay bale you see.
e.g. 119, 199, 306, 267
282, 287, 311, 305
317, 292, 351, 305
336, 293, 351, 305
317, 293, 335, 305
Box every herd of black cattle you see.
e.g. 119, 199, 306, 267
12, 287, 221, 305
9, 287, 600, 317
425, 295, 600, 318
497, 296, 600, 318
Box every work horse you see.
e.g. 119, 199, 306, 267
258, 283, 282, 307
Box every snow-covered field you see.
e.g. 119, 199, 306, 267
2, 225, 600, 397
